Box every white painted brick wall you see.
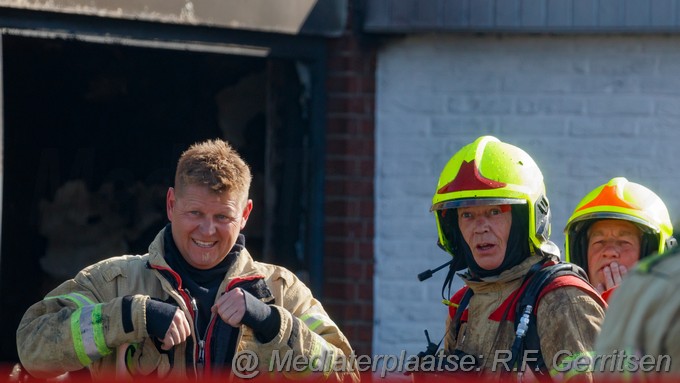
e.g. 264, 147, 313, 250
374, 34, 680, 357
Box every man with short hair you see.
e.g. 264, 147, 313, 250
17, 139, 359, 382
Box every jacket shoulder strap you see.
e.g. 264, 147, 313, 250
514, 262, 594, 380
447, 286, 470, 319
449, 287, 473, 344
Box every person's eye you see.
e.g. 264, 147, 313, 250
489, 208, 502, 216
459, 212, 473, 219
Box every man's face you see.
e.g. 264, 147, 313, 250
166, 184, 252, 270
586, 219, 641, 288
457, 205, 512, 271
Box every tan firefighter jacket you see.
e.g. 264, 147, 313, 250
595, 247, 680, 376
17, 228, 359, 382
444, 256, 607, 382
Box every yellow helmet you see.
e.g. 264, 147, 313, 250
431, 136, 554, 262
564, 177, 675, 270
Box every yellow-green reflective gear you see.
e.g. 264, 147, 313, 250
564, 177, 675, 271
431, 136, 553, 259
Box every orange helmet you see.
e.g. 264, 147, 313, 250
564, 177, 675, 271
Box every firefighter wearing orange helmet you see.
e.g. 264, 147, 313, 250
564, 177, 675, 302
428, 136, 606, 381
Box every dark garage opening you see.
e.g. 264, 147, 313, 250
0, 35, 312, 363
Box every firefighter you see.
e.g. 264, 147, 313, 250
564, 177, 675, 302
595, 246, 680, 376
16, 139, 359, 382
431, 136, 606, 381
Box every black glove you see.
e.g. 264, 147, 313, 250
241, 289, 281, 343
145, 298, 178, 339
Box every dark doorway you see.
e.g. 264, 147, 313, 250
0, 35, 312, 362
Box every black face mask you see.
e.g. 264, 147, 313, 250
455, 205, 531, 278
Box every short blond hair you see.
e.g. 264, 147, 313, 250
174, 139, 251, 203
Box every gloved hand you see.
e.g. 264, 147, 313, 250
212, 287, 281, 343
146, 299, 191, 350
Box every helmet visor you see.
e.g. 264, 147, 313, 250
568, 212, 659, 234
431, 197, 526, 212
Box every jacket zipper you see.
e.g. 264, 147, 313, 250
187, 290, 217, 376
187, 293, 206, 368
203, 315, 218, 376
151, 263, 261, 377
149, 264, 219, 379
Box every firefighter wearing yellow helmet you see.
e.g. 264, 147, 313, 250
564, 177, 675, 301
429, 136, 606, 381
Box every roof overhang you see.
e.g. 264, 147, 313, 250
0, 0, 346, 37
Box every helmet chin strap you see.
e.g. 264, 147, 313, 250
640, 232, 661, 259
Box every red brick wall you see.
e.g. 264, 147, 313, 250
323, 4, 376, 356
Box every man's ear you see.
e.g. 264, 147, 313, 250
166, 187, 176, 222
240, 199, 253, 230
